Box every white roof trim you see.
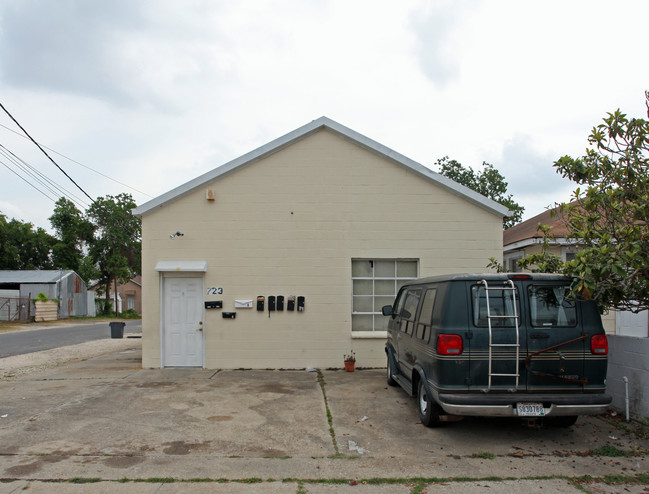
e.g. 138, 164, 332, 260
504, 236, 577, 252
134, 116, 511, 218
154, 261, 208, 272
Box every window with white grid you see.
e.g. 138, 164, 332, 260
351, 259, 419, 332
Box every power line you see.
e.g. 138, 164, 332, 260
0, 158, 58, 203
0, 121, 153, 198
0, 144, 90, 210
0, 103, 142, 241
0, 101, 94, 203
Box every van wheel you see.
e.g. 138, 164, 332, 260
547, 415, 578, 428
417, 380, 442, 427
387, 357, 398, 386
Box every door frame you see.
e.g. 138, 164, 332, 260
159, 271, 205, 368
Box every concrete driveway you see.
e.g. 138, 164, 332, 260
0, 343, 647, 493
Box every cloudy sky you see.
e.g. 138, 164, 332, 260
0, 0, 647, 231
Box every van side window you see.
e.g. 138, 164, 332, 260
415, 288, 436, 342
471, 285, 519, 327
400, 289, 421, 335
528, 285, 577, 327
393, 288, 407, 320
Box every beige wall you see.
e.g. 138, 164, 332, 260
140, 129, 504, 368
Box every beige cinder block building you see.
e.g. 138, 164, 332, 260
134, 117, 509, 369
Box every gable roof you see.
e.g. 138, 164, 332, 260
134, 116, 511, 218
503, 205, 570, 247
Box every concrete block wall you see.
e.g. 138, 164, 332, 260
607, 335, 649, 420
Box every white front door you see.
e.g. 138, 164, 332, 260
162, 276, 204, 367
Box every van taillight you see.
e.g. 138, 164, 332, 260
508, 274, 531, 280
591, 334, 608, 355
438, 334, 463, 355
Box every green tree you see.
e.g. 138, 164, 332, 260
0, 213, 55, 269
86, 193, 141, 313
436, 157, 524, 228
49, 197, 95, 281
551, 92, 649, 312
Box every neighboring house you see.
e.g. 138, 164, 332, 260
116, 275, 142, 314
503, 206, 649, 337
134, 116, 509, 369
502, 206, 578, 272
0, 270, 89, 321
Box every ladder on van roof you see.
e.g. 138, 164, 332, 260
480, 279, 520, 392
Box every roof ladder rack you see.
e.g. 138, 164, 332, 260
479, 279, 520, 392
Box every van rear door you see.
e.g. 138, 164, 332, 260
522, 281, 587, 393
468, 281, 525, 391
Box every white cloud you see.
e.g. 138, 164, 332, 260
0, 0, 647, 232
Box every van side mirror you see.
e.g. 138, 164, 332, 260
381, 305, 393, 316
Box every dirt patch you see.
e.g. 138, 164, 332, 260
208, 415, 233, 422
137, 381, 176, 388
103, 455, 145, 469
5, 451, 70, 476
246, 446, 289, 458
5, 460, 43, 476
162, 440, 211, 455
249, 383, 295, 395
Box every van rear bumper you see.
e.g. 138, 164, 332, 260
437, 392, 612, 417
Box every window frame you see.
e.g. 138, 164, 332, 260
415, 287, 437, 343
471, 284, 521, 328
351, 258, 419, 333
528, 284, 578, 328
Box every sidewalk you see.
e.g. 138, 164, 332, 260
1, 343, 647, 493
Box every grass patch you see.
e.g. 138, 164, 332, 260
590, 445, 629, 457
133, 477, 175, 483
327, 453, 361, 460
472, 451, 496, 460
574, 473, 649, 488
601, 412, 649, 440
317, 370, 339, 455
69, 478, 102, 484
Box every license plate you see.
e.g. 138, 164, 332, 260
517, 402, 545, 417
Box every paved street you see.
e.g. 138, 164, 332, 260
0, 320, 141, 357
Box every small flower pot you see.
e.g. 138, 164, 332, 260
344, 361, 355, 372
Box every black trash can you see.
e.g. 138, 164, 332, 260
110, 321, 125, 339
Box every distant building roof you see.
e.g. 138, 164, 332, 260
0, 270, 76, 284
504, 206, 570, 247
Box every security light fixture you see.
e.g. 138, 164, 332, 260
170, 231, 184, 239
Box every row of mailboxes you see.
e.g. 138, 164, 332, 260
257, 296, 304, 312
204, 297, 305, 313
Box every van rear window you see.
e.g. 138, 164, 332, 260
528, 285, 577, 327
471, 285, 519, 328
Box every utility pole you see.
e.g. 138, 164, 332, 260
114, 278, 118, 317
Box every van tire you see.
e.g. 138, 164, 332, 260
387, 357, 398, 387
418, 380, 441, 427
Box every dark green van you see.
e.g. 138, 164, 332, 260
382, 273, 611, 427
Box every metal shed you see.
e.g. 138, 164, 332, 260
0, 270, 89, 321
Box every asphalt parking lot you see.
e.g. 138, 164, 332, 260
0, 342, 648, 493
